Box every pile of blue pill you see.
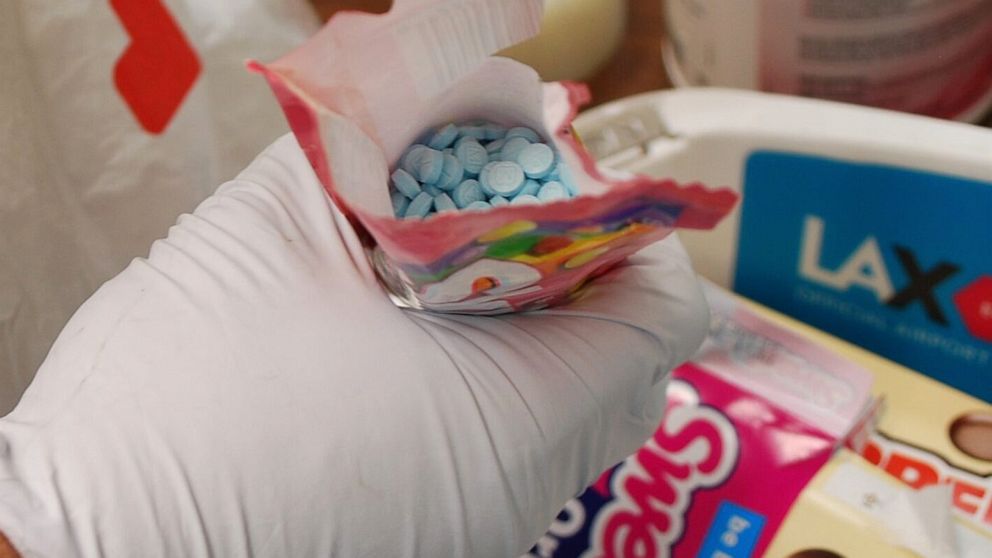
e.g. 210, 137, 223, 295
390, 121, 577, 219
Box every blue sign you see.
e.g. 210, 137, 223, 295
735, 151, 992, 401
697, 501, 766, 558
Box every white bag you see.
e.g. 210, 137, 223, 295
0, 0, 319, 413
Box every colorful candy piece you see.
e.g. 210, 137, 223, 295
489, 195, 509, 206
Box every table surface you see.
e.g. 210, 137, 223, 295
308, 0, 991, 126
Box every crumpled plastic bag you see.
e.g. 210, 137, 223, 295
251, 0, 738, 314
0, 0, 318, 413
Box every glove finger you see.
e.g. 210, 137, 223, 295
530, 234, 710, 378
155, 133, 380, 297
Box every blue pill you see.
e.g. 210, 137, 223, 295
518, 179, 541, 197
505, 126, 541, 142
400, 145, 428, 174
538, 181, 569, 202
483, 124, 506, 140
454, 135, 477, 148
412, 129, 435, 146
510, 194, 541, 205
428, 123, 459, 150
479, 161, 525, 197
516, 143, 555, 178
435, 153, 464, 190
391, 191, 410, 216
434, 193, 457, 213
459, 125, 487, 140
452, 179, 485, 208
404, 192, 434, 219
416, 148, 444, 184
465, 201, 492, 211
454, 140, 488, 176
395, 121, 576, 216
499, 137, 531, 162
485, 138, 506, 154
562, 178, 578, 196
391, 168, 421, 199
557, 165, 579, 194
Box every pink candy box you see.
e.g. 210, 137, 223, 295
250, 0, 736, 314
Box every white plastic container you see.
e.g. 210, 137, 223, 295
574, 88, 992, 401
662, 0, 992, 122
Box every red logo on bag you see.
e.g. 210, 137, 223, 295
110, 0, 201, 134
859, 433, 992, 530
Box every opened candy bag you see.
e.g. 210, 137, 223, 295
250, 0, 736, 314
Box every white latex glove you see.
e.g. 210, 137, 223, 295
0, 135, 708, 558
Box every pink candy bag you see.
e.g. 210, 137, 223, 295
527, 284, 876, 557
250, 0, 737, 314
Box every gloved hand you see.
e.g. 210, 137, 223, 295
0, 135, 708, 558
